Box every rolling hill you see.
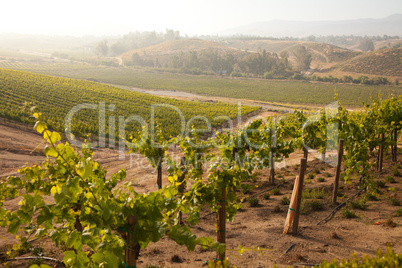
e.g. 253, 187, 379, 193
339, 48, 402, 77
223, 39, 361, 63
121, 39, 247, 67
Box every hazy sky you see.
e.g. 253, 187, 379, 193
1, 0, 401, 36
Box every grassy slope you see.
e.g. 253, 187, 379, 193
0, 68, 257, 138
339, 48, 402, 77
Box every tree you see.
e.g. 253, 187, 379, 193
110, 41, 129, 55
131, 52, 143, 66
279, 50, 290, 69
164, 29, 180, 40
294, 45, 312, 72
359, 38, 375, 51
96, 40, 109, 57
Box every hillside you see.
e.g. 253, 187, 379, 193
0, 68, 257, 139
121, 39, 246, 67
124, 39, 231, 56
300, 42, 362, 63
222, 39, 298, 53
223, 39, 361, 63
339, 48, 402, 78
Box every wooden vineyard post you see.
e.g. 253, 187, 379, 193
377, 134, 384, 172
332, 139, 344, 205
283, 175, 300, 234
303, 147, 308, 161
125, 215, 139, 268
283, 158, 307, 234
217, 187, 226, 262
392, 129, 398, 162
178, 156, 186, 225
270, 151, 275, 184
391, 129, 395, 162
292, 158, 307, 234
396, 129, 399, 162
270, 131, 276, 185
157, 148, 162, 190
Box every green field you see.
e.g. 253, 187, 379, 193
0, 59, 401, 106
0, 68, 257, 140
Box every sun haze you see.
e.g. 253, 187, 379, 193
1, 0, 401, 36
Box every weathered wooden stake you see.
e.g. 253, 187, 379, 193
377, 134, 384, 172
332, 139, 344, 205
178, 156, 186, 225
270, 152, 275, 184
125, 215, 139, 267
303, 147, 308, 160
392, 129, 398, 162
292, 158, 307, 234
283, 175, 300, 234
321, 152, 326, 162
217, 187, 226, 262
157, 148, 162, 190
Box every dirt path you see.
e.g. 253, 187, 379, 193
129, 87, 311, 113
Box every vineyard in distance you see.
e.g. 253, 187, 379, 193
0, 33, 402, 268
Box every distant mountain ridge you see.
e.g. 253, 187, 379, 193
219, 14, 402, 37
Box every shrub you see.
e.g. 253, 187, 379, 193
230, 71, 243, 77
303, 188, 327, 199
313, 168, 321, 174
349, 198, 369, 210
366, 192, 379, 201
291, 73, 304, 80
281, 196, 290, 205
308, 174, 315, 180
263, 71, 274, 79
390, 198, 401, 206
317, 177, 325, 182
309, 199, 324, 211
385, 176, 396, 183
343, 208, 358, 218
263, 193, 271, 200
248, 197, 259, 207
375, 180, 386, 188
272, 188, 281, 195
324, 172, 331, 177
395, 208, 402, 217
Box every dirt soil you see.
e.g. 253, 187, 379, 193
0, 120, 401, 268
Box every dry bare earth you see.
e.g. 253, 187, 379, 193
0, 121, 401, 268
